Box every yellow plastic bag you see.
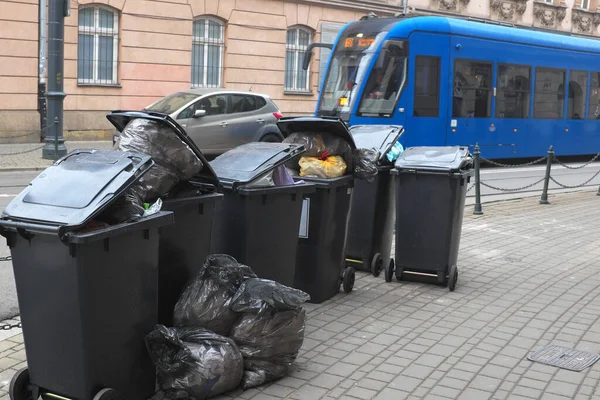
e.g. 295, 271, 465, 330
298, 155, 347, 178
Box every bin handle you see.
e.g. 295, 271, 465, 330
0, 220, 61, 235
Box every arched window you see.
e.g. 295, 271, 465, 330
285, 26, 312, 92
77, 5, 119, 85
192, 17, 225, 88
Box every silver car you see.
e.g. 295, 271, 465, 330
143, 89, 285, 157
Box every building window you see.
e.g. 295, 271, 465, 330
77, 6, 119, 85
192, 18, 225, 88
413, 56, 440, 117
285, 27, 311, 92
496, 64, 531, 119
452, 59, 492, 118
534, 67, 565, 119
568, 70, 588, 119
588, 72, 600, 119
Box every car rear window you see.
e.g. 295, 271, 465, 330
255, 96, 267, 109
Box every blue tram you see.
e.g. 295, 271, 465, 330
307, 15, 600, 159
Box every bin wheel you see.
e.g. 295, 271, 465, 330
385, 259, 395, 282
448, 265, 458, 292
371, 253, 383, 277
343, 267, 355, 293
93, 388, 124, 400
9, 368, 33, 400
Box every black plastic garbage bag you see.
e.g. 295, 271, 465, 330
229, 278, 310, 315
116, 118, 204, 201
230, 309, 306, 389
353, 148, 379, 182
229, 278, 308, 389
95, 188, 146, 224
145, 325, 243, 400
173, 254, 257, 336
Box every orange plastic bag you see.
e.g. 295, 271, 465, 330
298, 155, 347, 178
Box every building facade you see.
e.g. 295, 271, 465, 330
1, 0, 599, 140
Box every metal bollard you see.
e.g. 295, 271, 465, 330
473, 144, 483, 215
597, 185, 600, 196
539, 145, 554, 205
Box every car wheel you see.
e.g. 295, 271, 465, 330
260, 133, 281, 143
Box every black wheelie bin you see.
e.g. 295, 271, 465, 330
0, 149, 174, 400
345, 124, 404, 277
209, 142, 315, 288
388, 146, 473, 291
106, 111, 223, 327
277, 117, 358, 303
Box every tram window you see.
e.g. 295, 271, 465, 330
588, 72, 600, 119
357, 40, 408, 117
496, 64, 531, 119
414, 56, 440, 117
533, 67, 565, 119
452, 59, 492, 118
568, 70, 588, 120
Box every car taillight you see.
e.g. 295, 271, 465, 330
273, 111, 284, 119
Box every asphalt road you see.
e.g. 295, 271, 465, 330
0, 162, 599, 320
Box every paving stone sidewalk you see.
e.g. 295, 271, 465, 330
1, 190, 600, 400
0, 141, 113, 171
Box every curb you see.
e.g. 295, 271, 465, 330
0, 167, 52, 173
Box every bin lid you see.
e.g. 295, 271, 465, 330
106, 110, 219, 189
1, 149, 154, 231
276, 117, 357, 149
210, 142, 305, 189
394, 146, 472, 172
349, 125, 404, 162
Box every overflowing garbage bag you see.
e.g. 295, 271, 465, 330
173, 254, 257, 336
282, 131, 377, 181
145, 325, 244, 400
116, 118, 205, 201
298, 155, 347, 178
228, 278, 309, 389
283, 132, 354, 174
351, 148, 378, 182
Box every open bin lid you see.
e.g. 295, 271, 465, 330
394, 146, 472, 172
349, 125, 404, 163
210, 142, 306, 190
106, 110, 220, 190
1, 149, 153, 234
276, 116, 357, 150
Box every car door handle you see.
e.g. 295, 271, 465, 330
256, 119, 265, 123
220, 122, 228, 127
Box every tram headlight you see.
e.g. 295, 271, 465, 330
339, 96, 348, 107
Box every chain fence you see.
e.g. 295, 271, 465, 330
480, 155, 548, 168
0, 319, 21, 331
0, 256, 12, 262
0, 124, 54, 156
472, 145, 600, 214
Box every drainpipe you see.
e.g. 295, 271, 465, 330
402, 0, 408, 14
38, 0, 48, 142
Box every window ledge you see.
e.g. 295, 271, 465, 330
77, 83, 122, 88
284, 91, 314, 96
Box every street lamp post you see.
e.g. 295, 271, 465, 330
42, 0, 69, 160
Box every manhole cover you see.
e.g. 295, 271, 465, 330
527, 345, 600, 372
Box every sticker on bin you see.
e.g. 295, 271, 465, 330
347, 188, 353, 195
299, 198, 310, 239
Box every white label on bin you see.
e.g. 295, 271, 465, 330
299, 198, 310, 239
347, 188, 353, 195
